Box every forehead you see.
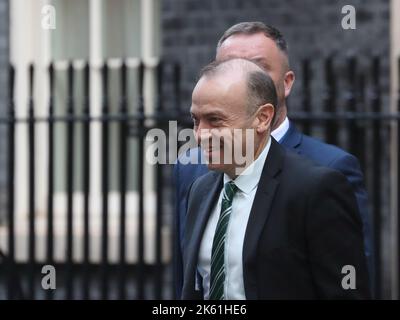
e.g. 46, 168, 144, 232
191, 75, 247, 114
216, 33, 284, 69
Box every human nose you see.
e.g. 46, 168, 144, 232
195, 123, 212, 147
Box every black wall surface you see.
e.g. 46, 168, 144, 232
161, 0, 390, 113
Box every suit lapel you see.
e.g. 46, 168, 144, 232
182, 171, 223, 299
242, 138, 284, 299
280, 120, 302, 154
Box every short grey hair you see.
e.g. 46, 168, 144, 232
247, 69, 277, 116
217, 21, 289, 57
199, 58, 277, 121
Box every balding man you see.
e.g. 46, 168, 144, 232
181, 58, 370, 300
174, 22, 372, 298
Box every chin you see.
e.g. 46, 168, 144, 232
203, 148, 232, 171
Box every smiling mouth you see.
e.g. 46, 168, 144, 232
204, 148, 219, 155
202, 147, 222, 159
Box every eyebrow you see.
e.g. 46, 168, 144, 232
190, 110, 227, 118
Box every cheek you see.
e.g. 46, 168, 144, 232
243, 129, 257, 148
269, 73, 286, 97
276, 80, 286, 97
233, 128, 256, 149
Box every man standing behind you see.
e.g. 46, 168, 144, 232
174, 22, 372, 298
181, 58, 370, 299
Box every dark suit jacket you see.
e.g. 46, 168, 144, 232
173, 120, 372, 298
181, 138, 370, 299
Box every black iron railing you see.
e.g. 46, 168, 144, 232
0, 56, 399, 300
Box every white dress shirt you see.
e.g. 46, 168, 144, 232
198, 137, 272, 300
271, 116, 290, 143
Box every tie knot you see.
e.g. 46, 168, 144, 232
224, 181, 238, 201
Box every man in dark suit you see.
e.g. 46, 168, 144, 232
181, 57, 370, 299
174, 22, 372, 298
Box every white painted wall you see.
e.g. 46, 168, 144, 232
1, 0, 167, 264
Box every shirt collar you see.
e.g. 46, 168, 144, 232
223, 137, 272, 195
271, 116, 290, 143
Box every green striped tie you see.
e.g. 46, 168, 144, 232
209, 181, 238, 300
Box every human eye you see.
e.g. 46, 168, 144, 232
208, 116, 223, 125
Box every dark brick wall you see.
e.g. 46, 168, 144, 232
161, 0, 390, 113
0, 0, 8, 223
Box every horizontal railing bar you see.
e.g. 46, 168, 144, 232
288, 112, 400, 121
0, 111, 400, 124
0, 114, 172, 123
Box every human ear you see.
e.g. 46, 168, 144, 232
255, 103, 274, 134
284, 71, 295, 98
